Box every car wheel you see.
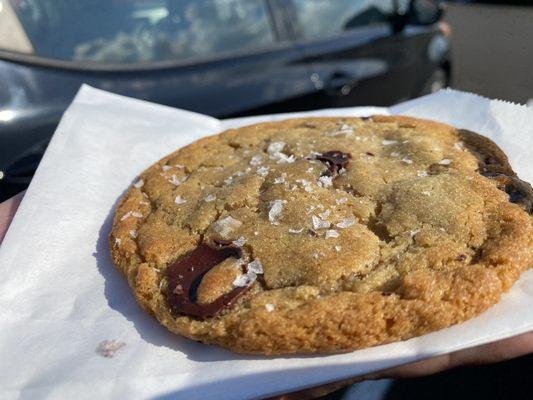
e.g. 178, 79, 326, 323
422, 68, 448, 95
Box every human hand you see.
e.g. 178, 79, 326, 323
269, 324, 533, 399
0, 191, 25, 245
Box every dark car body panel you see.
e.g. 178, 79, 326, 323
0, 1, 451, 200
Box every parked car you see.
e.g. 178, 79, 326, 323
0, 0, 451, 200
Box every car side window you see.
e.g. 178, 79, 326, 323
2, 0, 276, 65
290, 0, 395, 40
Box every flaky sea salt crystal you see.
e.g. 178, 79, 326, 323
296, 179, 313, 193
268, 200, 287, 225
439, 159, 453, 165
268, 141, 285, 154
213, 216, 242, 238
224, 176, 234, 185
96, 340, 126, 358
421, 191, 431, 196
274, 173, 287, 184
277, 153, 296, 164
169, 174, 188, 186
115, 238, 121, 246
133, 179, 144, 189
175, 164, 185, 169
312, 215, 331, 230
402, 158, 413, 164
306, 167, 314, 173
247, 259, 264, 274
256, 166, 270, 177
391, 151, 400, 157
174, 195, 187, 205
325, 229, 339, 239
162, 165, 172, 172
233, 272, 257, 287
289, 227, 304, 234
410, 229, 420, 237
335, 245, 342, 252
129, 230, 138, 239
339, 123, 353, 134
265, 303, 275, 312
454, 142, 464, 151
120, 211, 132, 221
131, 211, 143, 218
382, 139, 397, 145
204, 194, 216, 202
417, 170, 428, 178
336, 218, 356, 228
318, 210, 331, 219
336, 197, 349, 205
268, 141, 295, 164
250, 155, 263, 166
232, 236, 246, 247
318, 175, 333, 188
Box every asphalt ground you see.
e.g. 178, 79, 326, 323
443, 2, 533, 104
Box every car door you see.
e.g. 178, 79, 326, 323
0, 0, 318, 198
278, 0, 422, 108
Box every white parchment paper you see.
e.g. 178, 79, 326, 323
0, 85, 532, 400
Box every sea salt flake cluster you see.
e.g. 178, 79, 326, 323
325, 229, 339, 239
439, 159, 453, 165
233, 259, 263, 288
232, 236, 246, 247
213, 216, 242, 238
256, 166, 270, 177
296, 179, 313, 193
318, 175, 333, 188
174, 195, 187, 205
204, 194, 216, 202
267, 141, 295, 164
250, 155, 263, 166
336, 218, 356, 228
382, 139, 397, 145
269, 200, 287, 225
274, 173, 287, 184
133, 179, 144, 189
312, 215, 331, 230
169, 174, 188, 186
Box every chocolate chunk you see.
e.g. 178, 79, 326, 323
212, 238, 233, 247
480, 172, 533, 214
316, 151, 352, 176
365, 152, 375, 157
166, 244, 249, 319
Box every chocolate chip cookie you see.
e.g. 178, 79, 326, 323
110, 116, 533, 355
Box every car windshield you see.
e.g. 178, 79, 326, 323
2, 0, 275, 64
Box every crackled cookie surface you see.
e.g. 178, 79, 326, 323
110, 116, 533, 354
